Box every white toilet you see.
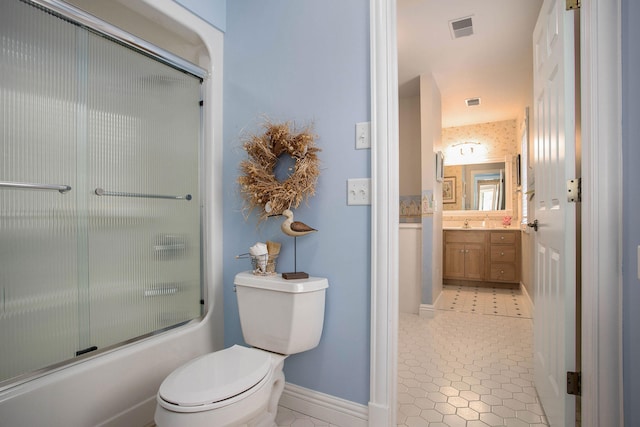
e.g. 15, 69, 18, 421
154, 271, 329, 427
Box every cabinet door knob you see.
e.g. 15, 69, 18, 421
501, 270, 505, 274
500, 236, 505, 240
501, 252, 505, 256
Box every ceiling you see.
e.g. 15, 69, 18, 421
398, 0, 543, 128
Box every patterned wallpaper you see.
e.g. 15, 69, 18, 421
442, 119, 518, 165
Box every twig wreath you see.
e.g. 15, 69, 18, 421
238, 121, 321, 222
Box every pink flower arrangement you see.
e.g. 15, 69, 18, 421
502, 216, 512, 226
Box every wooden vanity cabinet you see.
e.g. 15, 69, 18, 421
488, 231, 521, 283
443, 229, 521, 284
443, 231, 486, 281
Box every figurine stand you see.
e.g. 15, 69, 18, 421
282, 236, 309, 279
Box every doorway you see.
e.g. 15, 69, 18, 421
368, 0, 623, 426
396, 0, 548, 422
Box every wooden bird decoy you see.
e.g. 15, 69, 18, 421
280, 209, 317, 237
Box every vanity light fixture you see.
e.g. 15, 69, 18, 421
452, 141, 482, 156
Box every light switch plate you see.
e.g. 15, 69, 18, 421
355, 122, 371, 149
347, 178, 371, 205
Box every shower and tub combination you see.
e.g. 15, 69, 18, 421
0, 0, 224, 425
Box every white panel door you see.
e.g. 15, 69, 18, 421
532, 0, 577, 426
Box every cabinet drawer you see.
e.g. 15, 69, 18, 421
489, 264, 517, 282
490, 231, 516, 244
490, 246, 516, 262
445, 230, 485, 244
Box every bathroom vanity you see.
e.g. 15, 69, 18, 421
443, 229, 521, 285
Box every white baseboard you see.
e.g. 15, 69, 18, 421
519, 281, 534, 317
433, 289, 443, 309
419, 291, 442, 318
419, 304, 436, 318
367, 401, 391, 427
279, 383, 368, 427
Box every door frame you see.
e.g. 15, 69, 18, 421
579, 1, 623, 425
368, 0, 623, 425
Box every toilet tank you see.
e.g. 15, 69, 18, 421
234, 272, 328, 355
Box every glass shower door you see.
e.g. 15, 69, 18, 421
85, 28, 202, 349
1, 0, 203, 385
0, 0, 81, 382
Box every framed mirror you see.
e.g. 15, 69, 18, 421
443, 156, 513, 212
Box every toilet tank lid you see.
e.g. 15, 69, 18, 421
158, 345, 271, 407
234, 271, 328, 293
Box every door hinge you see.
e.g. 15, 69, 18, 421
567, 178, 581, 203
567, 371, 581, 396
566, 0, 581, 10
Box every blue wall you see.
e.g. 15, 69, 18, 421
174, 0, 226, 32
622, 0, 640, 424
223, 1, 371, 405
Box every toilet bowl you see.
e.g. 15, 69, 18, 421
155, 345, 286, 427
154, 272, 328, 427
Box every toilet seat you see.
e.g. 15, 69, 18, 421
158, 345, 271, 411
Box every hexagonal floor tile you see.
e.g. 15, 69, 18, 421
397, 288, 549, 427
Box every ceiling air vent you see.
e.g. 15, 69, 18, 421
465, 97, 481, 107
450, 16, 474, 39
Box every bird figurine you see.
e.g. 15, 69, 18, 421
280, 209, 317, 237
278, 209, 316, 280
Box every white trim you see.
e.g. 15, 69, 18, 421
519, 282, 534, 319
279, 383, 368, 427
580, 0, 623, 425
419, 304, 436, 318
399, 223, 422, 229
419, 288, 442, 318
369, 0, 399, 426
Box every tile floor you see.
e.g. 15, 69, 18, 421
397, 284, 547, 427
276, 406, 339, 427
435, 284, 532, 319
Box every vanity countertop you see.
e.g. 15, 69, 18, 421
443, 226, 520, 231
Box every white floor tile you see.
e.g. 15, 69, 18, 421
276, 406, 333, 427
398, 283, 548, 426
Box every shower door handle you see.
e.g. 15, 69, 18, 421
0, 180, 72, 193
94, 188, 192, 201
